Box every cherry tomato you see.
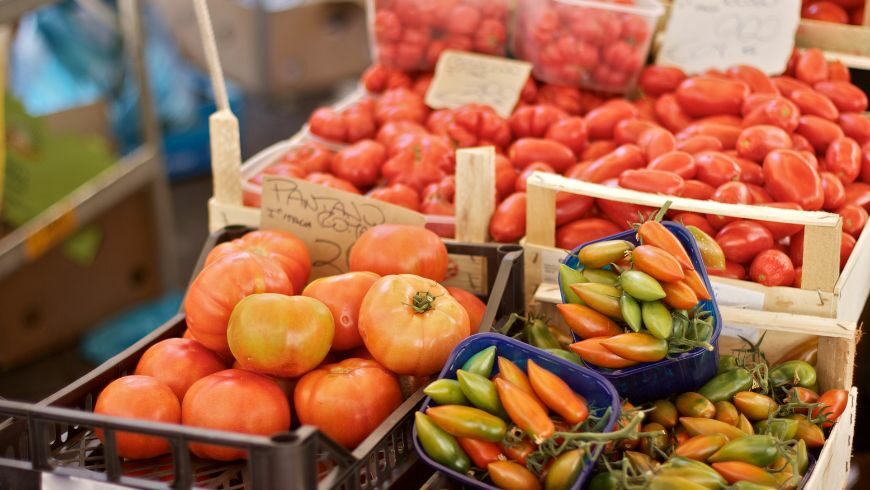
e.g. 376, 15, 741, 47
814, 81, 869, 113
681, 179, 717, 200
838, 113, 870, 145
708, 182, 753, 229
617, 168, 684, 195
716, 221, 775, 264
677, 135, 723, 155
648, 151, 697, 179
586, 100, 640, 140
742, 97, 801, 133
368, 183, 420, 211
812, 389, 849, 428
763, 149, 824, 210
578, 145, 645, 183
676, 77, 750, 117
839, 204, 868, 237
757, 202, 804, 240
726, 65, 779, 94
638, 127, 678, 161
694, 152, 741, 187
655, 94, 694, 132
640, 65, 687, 96
678, 122, 742, 150
803, 1, 849, 22
788, 88, 839, 121
796, 48, 829, 84
748, 249, 796, 286
546, 116, 587, 156
736, 125, 792, 162
825, 137, 862, 184
490, 193, 526, 242
509, 138, 576, 173
556, 218, 622, 250
821, 171, 848, 210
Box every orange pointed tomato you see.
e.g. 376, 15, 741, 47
662, 280, 700, 310
527, 359, 589, 424
457, 438, 504, 469
569, 283, 623, 319
683, 269, 712, 301
446, 287, 487, 332
358, 274, 470, 376
495, 378, 554, 444
711, 462, 778, 486
631, 245, 685, 282
350, 224, 449, 281
569, 337, 638, 369
600, 333, 668, 363
812, 389, 849, 428
675, 434, 729, 461
488, 461, 542, 490
498, 439, 535, 464
555, 304, 623, 339
637, 220, 695, 270
205, 230, 311, 294
302, 272, 379, 352
496, 357, 538, 401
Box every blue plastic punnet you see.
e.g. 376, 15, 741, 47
413, 333, 621, 490
559, 221, 722, 403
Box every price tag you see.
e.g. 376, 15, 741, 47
657, 0, 801, 74
426, 50, 532, 118
260, 176, 426, 279
721, 322, 763, 343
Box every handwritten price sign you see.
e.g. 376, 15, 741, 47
426, 50, 532, 118
657, 0, 801, 74
260, 176, 425, 279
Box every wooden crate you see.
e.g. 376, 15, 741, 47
523, 172, 870, 322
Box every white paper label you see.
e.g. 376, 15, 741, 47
721, 322, 763, 343
540, 248, 569, 287
657, 0, 801, 75
711, 281, 766, 310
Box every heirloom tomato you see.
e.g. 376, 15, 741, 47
302, 271, 379, 351
350, 224, 448, 281
446, 286, 486, 331
135, 339, 226, 400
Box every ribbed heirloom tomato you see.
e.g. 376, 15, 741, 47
302, 271, 380, 351
349, 224, 448, 281
134, 338, 226, 400
358, 274, 470, 376
205, 230, 311, 294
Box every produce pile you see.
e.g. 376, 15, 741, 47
247, 47, 869, 289
557, 209, 716, 369
588, 336, 849, 490
89, 225, 489, 462
801, 0, 866, 25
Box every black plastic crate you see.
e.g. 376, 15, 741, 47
0, 226, 524, 489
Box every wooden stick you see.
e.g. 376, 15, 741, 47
454, 147, 496, 243
801, 221, 843, 292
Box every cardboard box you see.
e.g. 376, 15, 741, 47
152, 0, 371, 96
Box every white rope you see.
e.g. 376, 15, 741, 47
192, 0, 230, 112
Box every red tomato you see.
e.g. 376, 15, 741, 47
556, 192, 595, 226
673, 212, 716, 236
825, 137, 862, 184
495, 154, 518, 200
447, 104, 512, 149
862, 143, 870, 183
330, 140, 387, 189
654, 94, 694, 133
791, 134, 815, 153
715, 221, 775, 264
421, 176, 455, 217
638, 127, 677, 161
746, 183, 773, 204
135, 339, 225, 400
681, 180, 717, 200
803, 2, 849, 23
509, 105, 567, 138
295, 358, 402, 448
763, 149, 824, 210
726, 65, 779, 94
490, 192, 527, 242
648, 151, 697, 179
581, 140, 619, 161
796, 49, 830, 84
619, 169, 685, 195
677, 135, 723, 155
382, 143, 450, 192
597, 180, 658, 227
736, 125, 792, 162
578, 145, 646, 183
821, 171, 848, 210
210, 230, 310, 296
368, 183, 421, 211
614, 119, 660, 145
183, 369, 291, 460
741, 93, 778, 116
546, 117, 588, 156
309, 105, 376, 143
556, 218, 623, 250
694, 152, 741, 187
475, 18, 508, 55
375, 89, 428, 125
838, 113, 870, 145
743, 97, 801, 133
349, 224, 448, 281
95, 376, 181, 460
585, 100, 640, 140
362, 64, 412, 93
677, 122, 742, 150
797, 115, 845, 153
675, 77, 750, 117
509, 138, 576, 173
839, 204, 868, 237
709, 260, 747, 279
446, 286, 487, 331
708, 182, 753, 229
731, 157, 765, 185
359, 274, 470, 376
427, 109, 455, 135
515, 162, 556, 192
281, 143, 333, 174
829, 58, 852, 80
788, 89, 839, 120
635, 95, 658, 122
814, 81, 869, 113
377, 121, 427, 152
771, 76, 812, 97
749, 249, 796, 286
302, 272, 380, 352
306, 172, 361, 194
845, 182, 870, 210
537, 83, 590, 116
812, 389, 850, 428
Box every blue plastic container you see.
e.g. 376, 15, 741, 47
413, 333, 621, 490
558, 221, 722, 403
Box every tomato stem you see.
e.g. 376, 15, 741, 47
409, 290, 437, 313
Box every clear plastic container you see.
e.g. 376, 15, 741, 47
558, 221, 723, 403
368, 0, 511, 72
513, 0, 664, 93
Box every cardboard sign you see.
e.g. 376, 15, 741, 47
657, 0, 801, 75
260, 176, 426, 278
426, 50, 532, 118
